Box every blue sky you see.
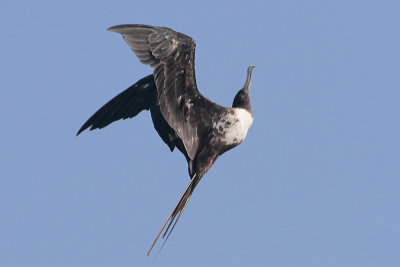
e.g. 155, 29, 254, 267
1, 0, 399, 266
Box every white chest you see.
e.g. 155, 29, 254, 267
214, 108, 254, 145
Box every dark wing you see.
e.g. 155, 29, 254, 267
108, 24, 225, 160
77, 74, 190, 160
76, 74, 156, 135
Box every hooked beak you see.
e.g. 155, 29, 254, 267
244, 65, 255, 93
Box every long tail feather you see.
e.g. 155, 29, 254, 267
153, 194, 191, 260
147, 174, 197, 256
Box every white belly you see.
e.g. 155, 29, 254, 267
214, 108, 254, 145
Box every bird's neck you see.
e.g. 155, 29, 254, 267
232, 94, 252, 114
235, 103, 252, 115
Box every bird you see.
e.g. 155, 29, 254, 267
77, 24, 255, 256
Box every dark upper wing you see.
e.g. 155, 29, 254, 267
76, 74, 156, 135
108, 24, 225, 160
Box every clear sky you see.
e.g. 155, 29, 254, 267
1, 0, 399, 266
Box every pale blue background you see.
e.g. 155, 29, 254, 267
1, 1, 399, 266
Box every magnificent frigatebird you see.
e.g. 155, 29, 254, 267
77, 24, 255, 255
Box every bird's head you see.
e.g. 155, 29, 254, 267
232, 65, 255, 112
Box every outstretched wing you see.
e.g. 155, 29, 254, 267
76, 74, 189, 160
108, 24, 225, 160
76, 74, 156, 135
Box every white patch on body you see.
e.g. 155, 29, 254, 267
214, 108, 253, 145
143, 83, 149, 89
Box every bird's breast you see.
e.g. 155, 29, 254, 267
214, 108, 254, 146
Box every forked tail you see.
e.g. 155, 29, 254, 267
147, 174, 199, 256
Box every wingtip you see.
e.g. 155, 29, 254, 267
76, 124, 89, 136
76, 128, 84, 136
107, 24, 154, 33
107, 25, 121, 33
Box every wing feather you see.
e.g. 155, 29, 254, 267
76, 75, 156, 135
108, 24, 225, 159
